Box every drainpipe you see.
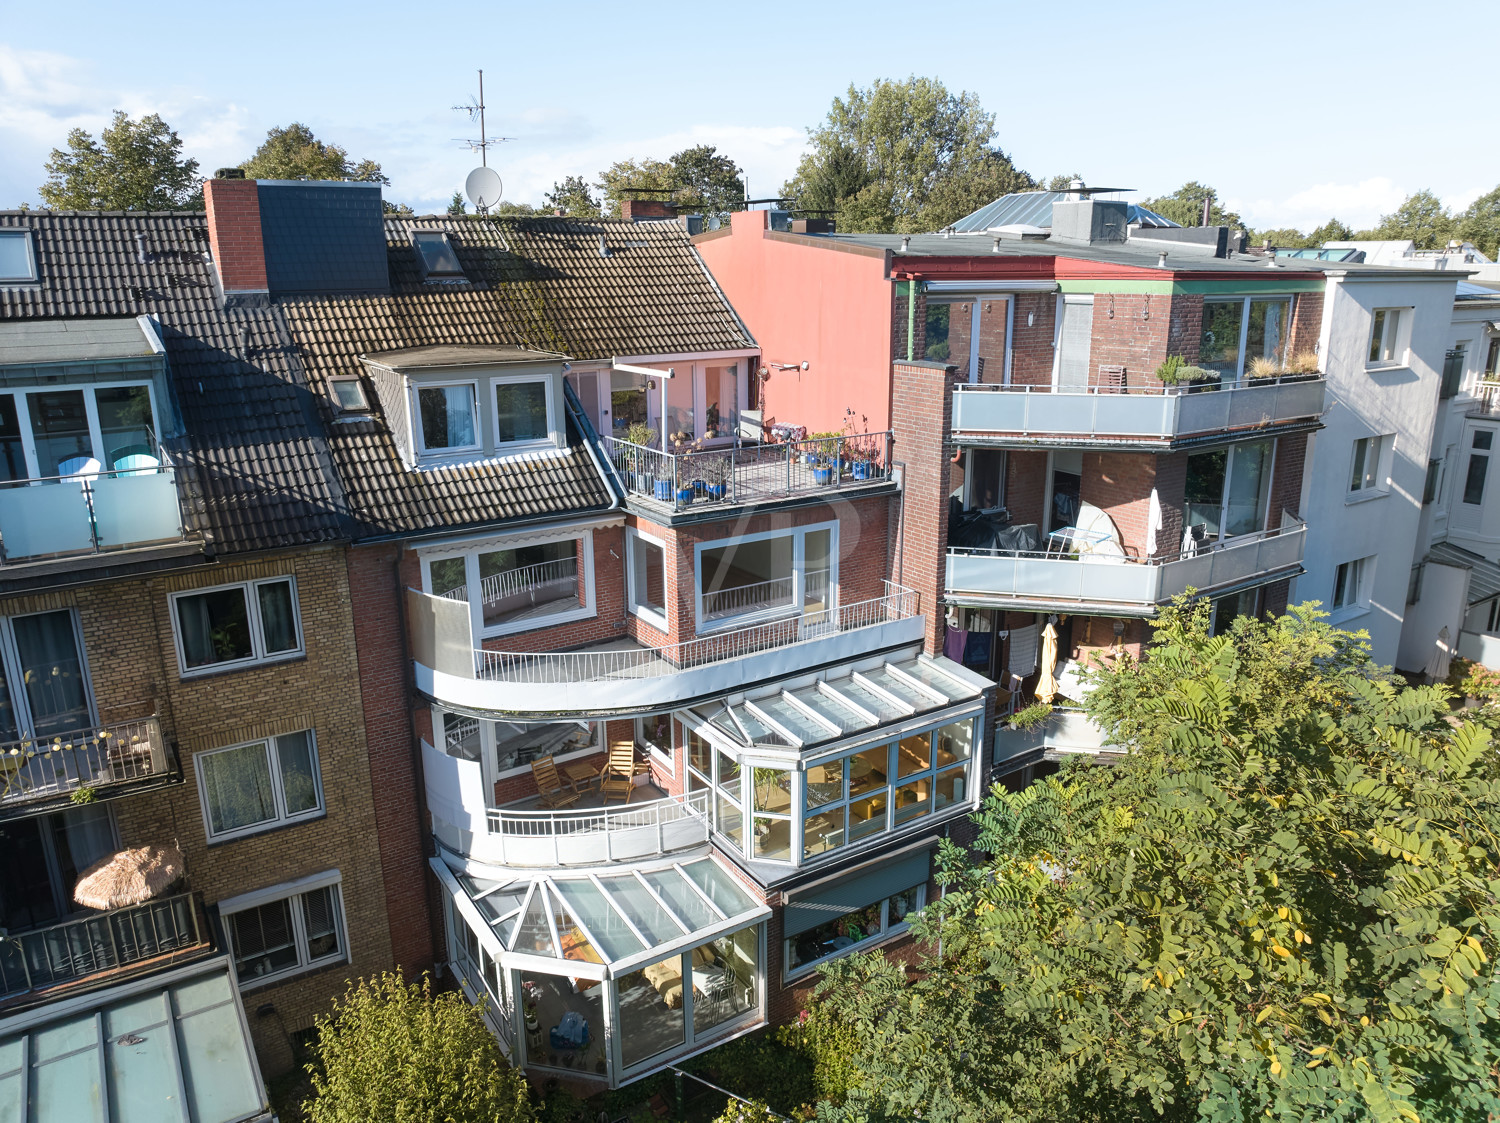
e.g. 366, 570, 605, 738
906, 279, 917, 362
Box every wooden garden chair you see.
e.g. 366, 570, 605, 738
599, 742, 642, 804
530, 756, 580, 810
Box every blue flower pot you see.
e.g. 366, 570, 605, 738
708, 483, 727, 500
853, 461, 874, 480
813, 466, 834, 486
653, 480, 673, 502
677, 486, 695, 506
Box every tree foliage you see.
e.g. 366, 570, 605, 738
39, 111, 202, 211
1139, 181, 1247, 232
782, 76, 1032, 234
1457, 186, 1500, 260
544, 174, 601, 218
1362, 190, 1456, 251
306, 971, 531, 1123
241, 123, 388, 184
809, 602, 1500, 1123
595, 146, 742, 218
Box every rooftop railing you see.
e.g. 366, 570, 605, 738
604, 431, 894, 512
483, 789, 711, 867
0, 715, 171, 818
950, 376, 1326, 443
0, 451, 185, 562
1470, 381, 1500, 417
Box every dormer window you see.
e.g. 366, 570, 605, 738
0, 231, 37, 283
329, 377, 371, 415
412, 232, 464, 280
493, 375, 553, 446
416, 383, 480, 456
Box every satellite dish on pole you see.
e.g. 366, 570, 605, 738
465, 166, 503, 213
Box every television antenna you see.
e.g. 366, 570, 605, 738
452, 69, 513, 167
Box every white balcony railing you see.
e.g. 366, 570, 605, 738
950, 376, 1326, 443
947, 523, 1306, 609
483, 789, 712, 867
0, 456, 184, 562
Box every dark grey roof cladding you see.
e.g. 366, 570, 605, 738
0, 211, 348, 555
950, 190, 1180, 233
257, 181, 389, 295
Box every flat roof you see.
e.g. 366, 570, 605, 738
362, 343, 570, 369
0, 318, 159, 366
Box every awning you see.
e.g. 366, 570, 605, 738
784, 848, 932, 937
1428, 541, 1500, 606
0, 957, 271, 1123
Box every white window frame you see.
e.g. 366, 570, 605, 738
0, 230, 38, 283
1331, 556, 1372, 617
692, 520, 839, 636
490, 372, 557, 453
169, 576, 303, 678
1347, 434, 1394, 499
625, 525, 669, 632
419, 528, 596, 640
0, 608, 98, 739
437, 707, 603, 783
0, 381, 162, 481
1366, 308, 1411, 369
218, 869, 347, 990
412, 379, 482, 459
783, 883, 926, 982
195, 730, 324, 844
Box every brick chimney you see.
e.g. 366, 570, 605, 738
620, 198, 675, 223
204, 173, 268, 299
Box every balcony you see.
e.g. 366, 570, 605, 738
0, 716, 174, 820
0, 457, 185, 564
950, 376, 1326, 449
411, 582, 924, 717
946, 522, 1306, 613
602, 431, 895, 516
995, 709, 1115, 771
1468, 381, 1500, 418
0, 891, 209, 1007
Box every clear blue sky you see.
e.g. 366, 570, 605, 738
3, 0, 1495, 232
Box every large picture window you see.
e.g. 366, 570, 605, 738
786, 885, 923, 977
695, 523, 835, 634
1184, 441, 1274, 544
1201, 296, 1292, 381
424, 532, 593, 638
221, 873, 346, 988
171, 577, 301, 675
197, 730, 323, 842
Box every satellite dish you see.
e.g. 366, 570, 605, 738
465, 166, 503, 211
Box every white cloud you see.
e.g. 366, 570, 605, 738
1227, 176, 1410, 233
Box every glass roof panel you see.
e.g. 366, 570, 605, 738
831, 677, 909, 721
861, 667, 938, 710
681, 859, 758, 917
690, 704, 749, 746
788, 684, 871, 734
752, 696, 832, 745
513, 884, 556, 956
552, 879, 644, 961
597, 874, 686, 943
898, 659, 978, 701
640, 868, 719, 930
727, 704, 792, 747
412, 231, 463, 276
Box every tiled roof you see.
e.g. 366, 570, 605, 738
279, 215, 754, 537
0, 211, 348, 555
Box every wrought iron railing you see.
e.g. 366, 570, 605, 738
475, 582, 918, 684
0, 891, 205, 1003
0, 716, 169, 812
604, 431, 894, 512
484, 789, 711, 866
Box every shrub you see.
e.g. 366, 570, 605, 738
1009, 701, 1052, 730
1288, 350, 1321, 374
1246, 354, 1281, 379
1155, 355, 1214, 386
305, 971, 530, 1123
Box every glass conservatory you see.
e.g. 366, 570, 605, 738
432, 854, 768, 1087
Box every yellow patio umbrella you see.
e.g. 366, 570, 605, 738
1034, 620, 1060, 704
73, 844, 185, 911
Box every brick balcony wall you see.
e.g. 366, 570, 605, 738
1010, 293, 1056, 386
892, 359, 956, 656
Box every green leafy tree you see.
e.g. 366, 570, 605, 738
667, 144, 744, 216
1361, 189, 1456, 250
810, 602, 1500, 1123
1256, 227, 1313, 249
782, 76, 1032, 234
1140, 181, 1246, 232
1308, 217, 1355, 244
1045, 173, 1085, 191
1457, 185, 1500, 260
597, 156, 675, 218
40, 111, 202, 211
241, 123, 388, 184
448, 191, 467, 216
544, 174, 601, 217
306, 971, 531, 1123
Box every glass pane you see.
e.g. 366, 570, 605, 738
331, 380, 367, 411
934, 765, 966, 811
750, 768, 791, 813
631, 535, 666, 617
716, 751, 740, 788
27, 391, 92, 477
665, 368, 694, 442
805, 528, 832, 619
935, 720, 972, 767
619, 952, 686, 1068
1349, 439, 1369, 491
418, 385, 477, 451
0, 396, 26, 483
1200, 301, 1244, 378
894, 777, 931, 824
610, 369, 648, 437
1368, 310, 1388, 363
1184, 449, 1227, 540
890, 885, 922, 927
230, 899, 298, 983
640, 868, 717, 930
639, 714, 671, 756
520, 971, 603, 1074
551, 879, 643, 961
276, 731, 319, 815
705, 365, 738, 437
413, 232, 462, 275
804, 759, 844, 808
202, 743, 277, 834
301, 886, 341, 961
0, 232, 31, 280
478, 540, 578, 629
752, 816, 791, 861
922, 302, 951, 362
803, 808, 845, 858
177, 588, 252, 668
680, 859, 758, 918
443, 711, 481, 760
1465, 455, 1489, 505
1246, 299, 1290, 367
1224, 442, 1271, 537
847, 745, 890, 799
700, 536, 795, 622
691, 925, 758, 1036
896, 731, 931, 778
257, 580, 298, 654
429, 557, 468, 601
788, 900, 882, 972
849, 792, 888, 840
687, 726, 712, 775
11, 610, 90, 739
492, 720, 594, 774
495, 381, 550, 445
514, 886, 556, 957
94, 387, 155, 468
596, 874, 685, 944
717, 792, 744, 847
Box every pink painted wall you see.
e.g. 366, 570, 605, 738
696, 210, 896, 434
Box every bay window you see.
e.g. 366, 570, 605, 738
423, 531, 593, 638
695, 522, 836, 633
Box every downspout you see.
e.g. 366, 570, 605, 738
906, 279, 917, 362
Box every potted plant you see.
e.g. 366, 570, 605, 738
1155, 354, 1214, 389
1286, 350, 1321, 377
699, 454, 730, 500
1246, 355, 1282, 380
624, 422, 657, 493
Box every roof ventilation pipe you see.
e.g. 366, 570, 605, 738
1157, 250, 1168, 268
900, 236, 910, 252
993, 237, 1003, 253
1067, 178, 1084, 202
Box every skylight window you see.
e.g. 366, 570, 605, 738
0, 231, 37, 283
412, 232, 464, 279
329, 377, 370, 414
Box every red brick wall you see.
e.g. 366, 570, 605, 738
204, 177, 268, 294
1154, 451, 1187, 558
1010, 293, 1056, 386
891, 360, 955, 655
893, 287, 925, 363
1262, 577, 1291, 618
1081, 451, 1157, 558
1288, 292, 1324, 360
1004, 451, 1048, 528
1087, 293, 1171, 389
1167, 294, 1204, 364
347, 544, 435, 973
1268, 432, 1306, 529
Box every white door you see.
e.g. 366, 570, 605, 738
1053, 296, 1094, 392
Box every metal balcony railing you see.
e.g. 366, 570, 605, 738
475, 582, 919, 684
0, 716, 170, 816
1470, 381, 1500, 417
604, 431, 894, 512
950, 376, 1326, 443
483, 789, 711, 867
0, 891, 206, 1003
